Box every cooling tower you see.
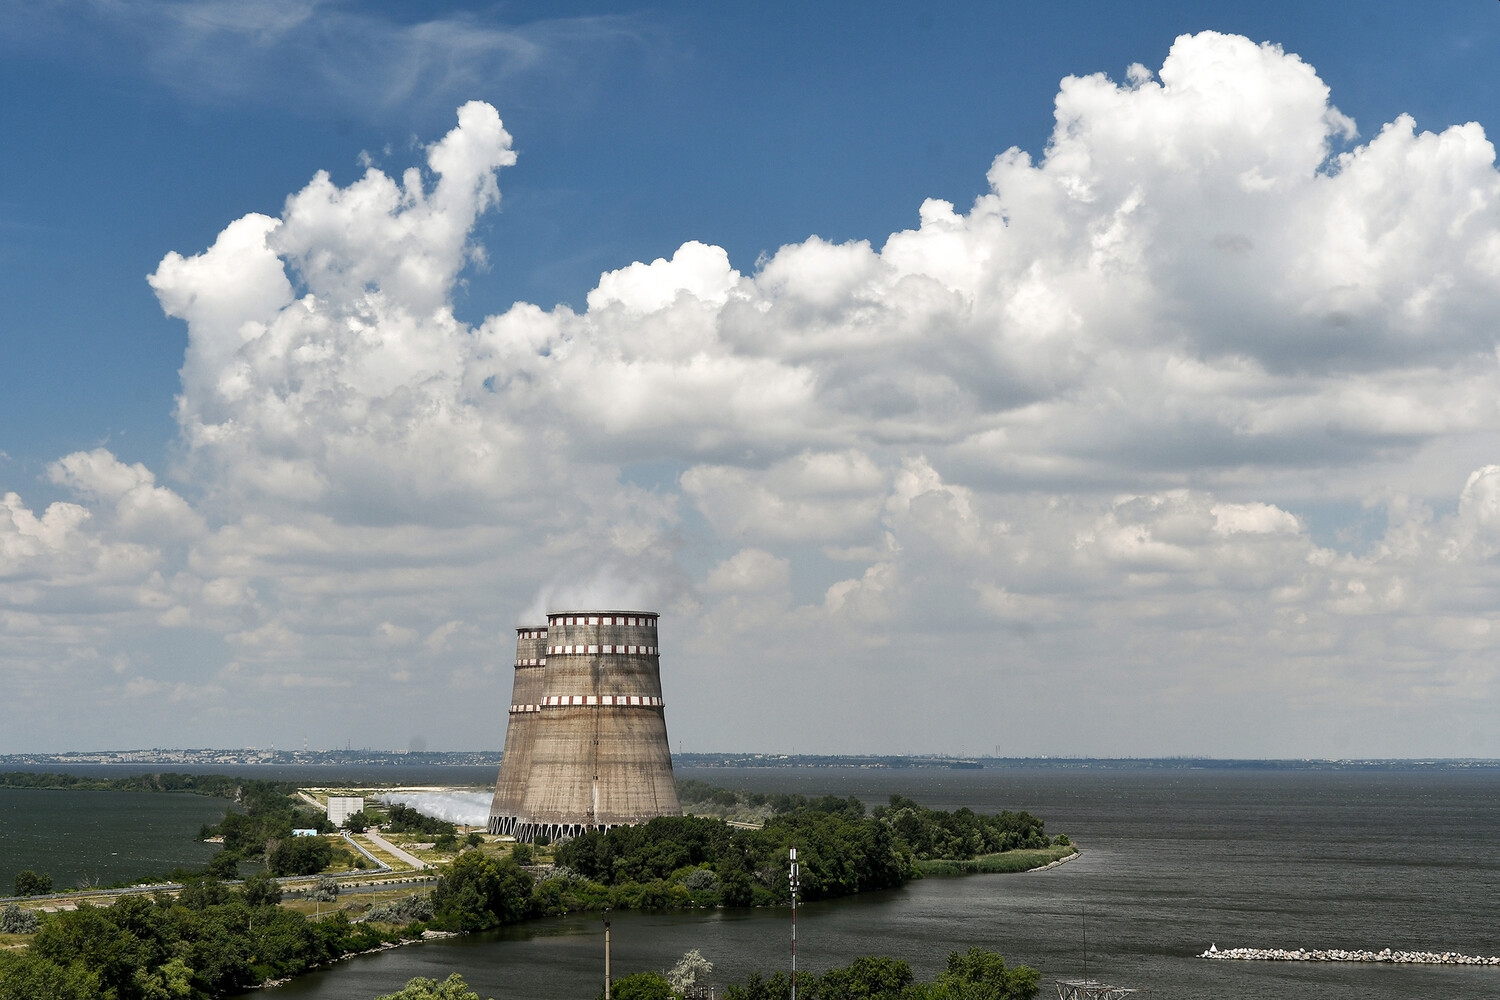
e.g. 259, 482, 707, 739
489, 611, 680, 841
487, 625, 548, 837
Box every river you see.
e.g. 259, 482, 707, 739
242, 765, 1500, 1000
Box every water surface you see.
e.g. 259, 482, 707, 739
0, 786, 232, 891
251, 766, 1500, 1000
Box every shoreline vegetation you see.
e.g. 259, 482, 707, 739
1, 774, 1074, 1000
372, 946, 1043, 1000
914, 845, 1077, 876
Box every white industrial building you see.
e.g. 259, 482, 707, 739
327, 795, 365, 826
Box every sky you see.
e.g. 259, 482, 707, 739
3, 2, 1500, 758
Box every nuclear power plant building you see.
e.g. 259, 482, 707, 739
488, 610, 681, 841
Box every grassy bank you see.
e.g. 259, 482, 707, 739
915, 843, 1077, 876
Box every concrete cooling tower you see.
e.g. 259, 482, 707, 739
488, 611, 680, 841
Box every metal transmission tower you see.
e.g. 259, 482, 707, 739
789, 846, 800, 1000
1055, 909, 1152, 999
1055, 983, 1152, 1000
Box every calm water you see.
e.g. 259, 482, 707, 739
0, 765, 498, 893
242, 766, 1500, 1000
0, 787, 232, 891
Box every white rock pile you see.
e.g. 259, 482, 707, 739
1200, 944, 1500, 966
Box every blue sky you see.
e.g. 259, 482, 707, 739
3, 2, 1500, 755
6, 2, 1495, 479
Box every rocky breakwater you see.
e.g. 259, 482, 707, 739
1201, 944, 1500, 965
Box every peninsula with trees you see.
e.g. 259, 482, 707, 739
0, 776, 1074, 999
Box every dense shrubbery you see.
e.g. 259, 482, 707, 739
549, 787, 1059, 914
0, 882, 410, 999
428, 851, 534, 931
269, 836, 337, 877
554, 803, 909, 910
722, 950, 1039, 1000
0, 949, 100, 1000
872, 796, 1049, 860
680, 783, 1060, 863
11, 870, 52, 897
0, 904, 39, 934
376, 973, 492, 1000
366, 893, 433, 924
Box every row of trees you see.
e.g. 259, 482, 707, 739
417, 790, 1061, 929
678, 784, 1060, 862
594, 949, 1039, 1000
725, 949, 1039, 1000
0, 772, 265, 798
871, 797, 1051, 860
371, 950, 1040, 1000
377, 800, 918, 937
553, 803, 910, 909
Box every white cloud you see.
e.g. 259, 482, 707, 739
704, 549, 790, 595
7, 32, 1500, 754
682, 451, 888, 542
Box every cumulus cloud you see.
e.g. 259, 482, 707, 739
6, 31, 1500, 754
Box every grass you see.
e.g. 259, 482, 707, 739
282, 877, 436, 920
914, 843, 1078, 876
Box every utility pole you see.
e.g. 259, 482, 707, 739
789, 846, 799, 1000
603, 908, 612, 1000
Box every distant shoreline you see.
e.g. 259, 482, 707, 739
5, 750, 1500, 772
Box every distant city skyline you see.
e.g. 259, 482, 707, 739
3, 3, 1500, 757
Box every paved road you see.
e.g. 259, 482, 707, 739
363, 829, 427, 870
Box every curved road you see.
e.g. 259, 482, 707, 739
363, 829, 427, 870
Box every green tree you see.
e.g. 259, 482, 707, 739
598, 971, 676, 1000
31, 902, 139, 999
132, 956, 194, 1000
241, 870, 284, 907
310, 876, 341, 902
269, 836, 335, 876
465, 832, 484, 849
0, 951, 102, 1000
816, 955, 922, 1000
928, 949, 1039, 1000
377, 973, 493, 1000
178, 876, 232, 910
11, 870, 52, 897
206, 850, 240, 879
344, 810, 370, 833
723, 971, 793, 1000
430, 852, 533, 931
